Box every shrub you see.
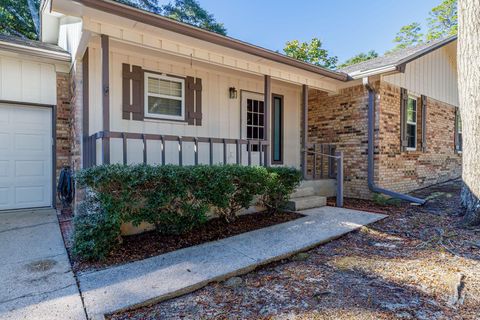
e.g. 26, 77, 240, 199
73, 164, 301, 261
72, 195, 121, 261
259, 167, 302, 213
213, 165, 269, 222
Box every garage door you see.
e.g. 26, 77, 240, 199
0, 104, 52, 210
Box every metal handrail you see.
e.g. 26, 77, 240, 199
303, 149, 341, 159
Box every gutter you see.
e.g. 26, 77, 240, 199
364, 77, 426, 205
0, 41, 71, 62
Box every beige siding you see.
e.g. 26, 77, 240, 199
88, 40, 302, 168
0, 54, 57, 105
383, 42, 458, 106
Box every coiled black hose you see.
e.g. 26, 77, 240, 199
57, 166, 75, 208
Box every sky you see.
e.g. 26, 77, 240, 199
160, 0, 442, 63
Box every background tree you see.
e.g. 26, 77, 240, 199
458, 0, 480, 226
0, 0, 39, 39
427, 0, 458, 40
115, 0, 162, 14
283, 38, 338, 69
338, 50, 378, 68
162, 0, 226, 35
391, 22, 424, 51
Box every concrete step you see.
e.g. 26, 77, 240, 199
290, 187, 316, 199
286, 195, 327, 211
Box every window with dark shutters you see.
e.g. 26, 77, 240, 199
455, 108, 462, 152
121, 64, 202, 125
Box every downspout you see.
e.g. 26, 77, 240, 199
364, 77, 426, 205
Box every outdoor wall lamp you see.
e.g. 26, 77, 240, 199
229, 87, 238, 99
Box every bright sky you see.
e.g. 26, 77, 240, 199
164, 0, 442, 63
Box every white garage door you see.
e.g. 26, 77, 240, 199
0, 104, 52, 210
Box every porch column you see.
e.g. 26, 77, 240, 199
301, 84, 308, 178
264, 75, 271, 167
101, 34, 110, 164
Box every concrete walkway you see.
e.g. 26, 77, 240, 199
78, 206, 386, 319
0, 208, 86, 320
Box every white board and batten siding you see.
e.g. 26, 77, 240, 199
87, 40, 302, 168
0, 54, 57, 210
0, 55, 57, 106
383, 42, 459, 107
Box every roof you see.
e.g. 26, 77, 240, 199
339, 35, 457, 77
73, 0, 349, 82
0, 34, 70, 61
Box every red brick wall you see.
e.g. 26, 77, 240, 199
308, 80, 461, 199
56, 73, 72, 182
377, 81, 462, 194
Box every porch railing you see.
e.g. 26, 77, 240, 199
304, 143, 344, 207
84, 131, 269, 168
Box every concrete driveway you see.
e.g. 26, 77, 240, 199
0, 208, 85, 320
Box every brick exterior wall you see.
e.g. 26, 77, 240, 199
377, 81, 462, 194
56, 73, 72, 184
308, 80, 461, 199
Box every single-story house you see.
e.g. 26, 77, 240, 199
0, 0, 461, 211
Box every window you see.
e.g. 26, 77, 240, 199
144, 72, 185, 120
456, 111, 463, 152
272, 95, 283, 163
246, 98, 265, 151
406, 96, 417, 150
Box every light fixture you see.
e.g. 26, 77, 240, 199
229, 87, 238, 99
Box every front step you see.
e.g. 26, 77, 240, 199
286, 195, 327, 211
290, 186, 315, 199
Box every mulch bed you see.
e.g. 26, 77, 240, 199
110, 179, 480, 320
72, 210, 304, 273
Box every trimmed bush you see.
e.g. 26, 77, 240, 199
73, 164, 301, 261
260, 167, 302, 213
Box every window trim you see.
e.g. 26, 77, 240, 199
405, 95, 418, 151
144, 72, 185, 121
271, 93, 284, 164
456, 110, 463, 153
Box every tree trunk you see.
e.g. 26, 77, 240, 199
27, 0, 39, 36
458, 0, 480, 226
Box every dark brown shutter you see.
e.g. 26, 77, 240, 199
400, 87, 409, 150
421, 95, 427, 152
122, 63, 144, 121
185, 76, 203, 126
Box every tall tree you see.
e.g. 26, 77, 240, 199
115, 0, 226, 35
338, 50, 378, 68
391, 22, 424, 51
162, 0, 226, 35
283, 38, 338, 69
458, 0, 480, 226
0, 0, 40, 39
427, 0, 458, 40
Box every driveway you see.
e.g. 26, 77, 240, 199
0, 208, 85, 320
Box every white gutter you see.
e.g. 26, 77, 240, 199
348, 65, 397, 79
0, 40, 71, 62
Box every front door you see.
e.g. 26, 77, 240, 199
241, 91, 265, 165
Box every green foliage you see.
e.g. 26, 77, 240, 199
389, 0, 457, 52
283, 38, 338, 69
114, 0, 226, 35
0, 0, 40, 39
73, 164, 301, 260
72, 196, 121, 261
427, 0, 457, 41
163, 0, 227, 35
372, 193, 402, 206
391, 22, 424, 52
260, 167, 302, 213
338, 50, 379, 68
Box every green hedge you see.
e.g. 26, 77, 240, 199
73, 164, 301, 261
